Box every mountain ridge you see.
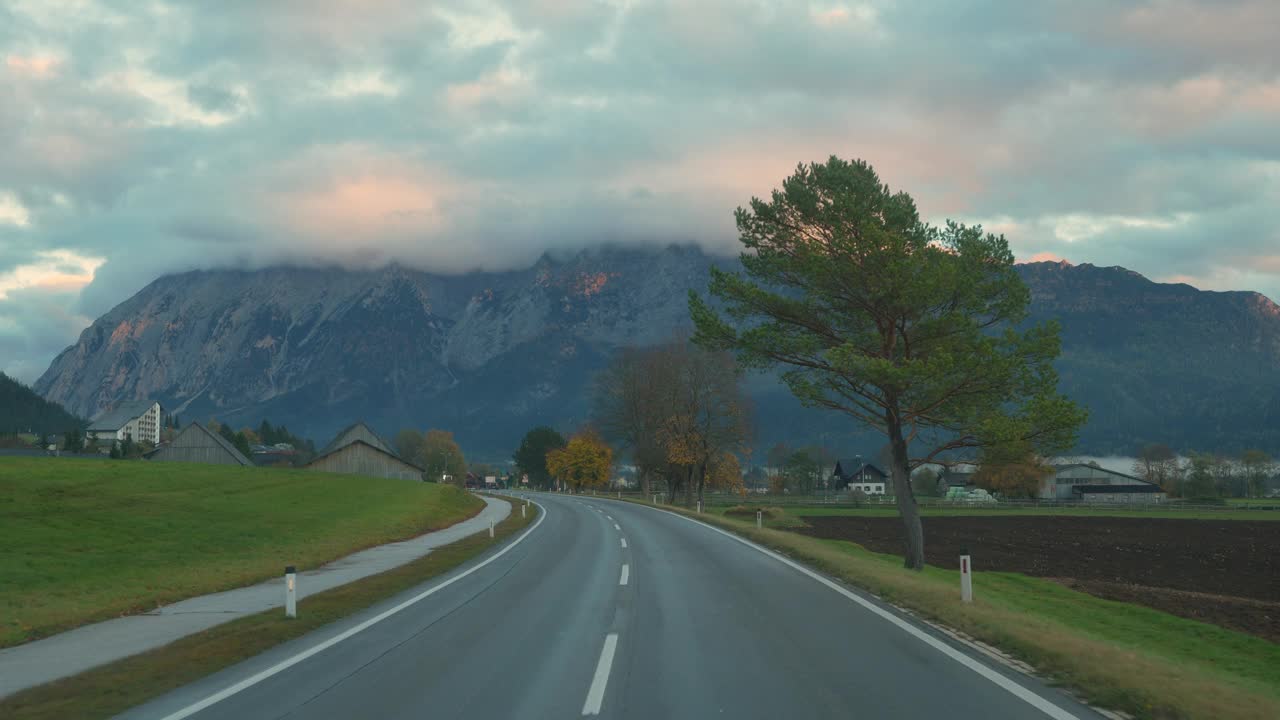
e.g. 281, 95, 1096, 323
34, 246, 1280, 457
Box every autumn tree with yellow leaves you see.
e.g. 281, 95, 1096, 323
546, 429, 614, 492
707, 451, 745, 497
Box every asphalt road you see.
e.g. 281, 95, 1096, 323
122, 493, 1103, 720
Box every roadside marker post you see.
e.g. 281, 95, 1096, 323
756, 510, 762, 529
521, 504, 526, 518
697, 500, 702, 513
959, 547, 973, 603
489, 521, 495, 538
284, 566, 297, 618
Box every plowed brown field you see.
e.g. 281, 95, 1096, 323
797, 515, 1279, 641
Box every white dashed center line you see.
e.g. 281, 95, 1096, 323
619, 564, 629, 586
619, 538, 627, 548
581, 633, 618, 716
613, 523, 621, 531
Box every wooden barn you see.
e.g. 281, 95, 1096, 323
146, 422, 251, 466
306, 422, 424, 481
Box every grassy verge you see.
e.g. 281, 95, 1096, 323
637, 499, 1280, 720
0, 457, 483, 647
0, 498, 537, 720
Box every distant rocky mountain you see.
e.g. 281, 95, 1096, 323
1017, 260, 1280, 454
34, 246, 1280, 458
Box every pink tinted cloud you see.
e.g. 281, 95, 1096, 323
262, 144, 453, 247
1114, 1, 1280, 69
612, 119, 1003, 221
1252, 255, 1280, 273
445, 69, 529, 111
281, 175, 443, 238
1026, 251, 1067, 263
1126, 73, 1280, 138
812, 7, 851, 25
5, 54, 60, 78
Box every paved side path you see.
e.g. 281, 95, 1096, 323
0, 495, 511, 699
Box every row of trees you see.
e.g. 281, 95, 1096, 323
394, 429, 467, 482
1134, 444, 1276, 498
512, 425, 618, 492
592, 339, 752, 505
0, 371, 86, 436
758, 443, 835, 495
508, 338, 753, 499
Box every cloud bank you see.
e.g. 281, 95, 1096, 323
2, 0, 1278, 381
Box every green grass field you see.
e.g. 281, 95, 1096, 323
640, 499, 1280, 720
0, 500, 535, 720
0, 457, 483, 648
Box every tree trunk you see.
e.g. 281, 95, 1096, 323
684, 465, 695, 507
640, 467, 651, 497
887, 412, 925, 570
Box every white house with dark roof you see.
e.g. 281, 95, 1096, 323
88, 400, 161, 446
832, 459, 889, 495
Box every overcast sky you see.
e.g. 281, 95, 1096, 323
2, 0, 1278, 382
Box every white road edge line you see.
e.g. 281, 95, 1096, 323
619, 538, 627, 548
157, 500, 547, 720
619, 564, 629, 586
624, 501, 1081, 720
581, 633, 618, 716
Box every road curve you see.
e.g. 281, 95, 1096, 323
120, 493, 1102, 720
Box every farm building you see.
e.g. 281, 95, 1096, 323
1072, 484, 1167, 503
936, 468, 976, 494
1039, 464, 1165, 502
146, 422, 251, 466
306, 422, 423, 480
833, 459, 888, 495
88, 400, 161, 445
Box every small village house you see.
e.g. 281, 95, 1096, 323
87, 400, 161, 446
832, 459, 888, 495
